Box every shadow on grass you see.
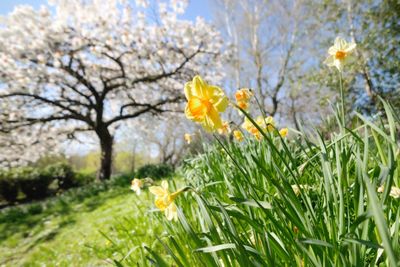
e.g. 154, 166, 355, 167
0, 182, 128, 243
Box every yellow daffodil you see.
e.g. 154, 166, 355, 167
256, 116, 275, 132
131, 178, 143, 195
218, 121, 231, 135
324, 37, 356, 72
233, 130, 244, 142
237, 101, 249, 111
235, 88, 253, 102
149, 181, 185, 221
279, 128, 288, 137
184, 133, 192, 144
185, 75, 229, 132
378, 185, 400, 199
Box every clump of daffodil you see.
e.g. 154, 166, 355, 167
378, 185, 400, 199
279, 128, 288, 137
233, 130, 244, 142
242, 116, 276, 140
218, 121, 231, 135
235, 88, 253, 112
324, 37, 356, 72
149, 180, 188, 221
184, 133, 193, 144
185, 75, 229, 132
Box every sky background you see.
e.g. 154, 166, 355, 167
0, 0, 213, 21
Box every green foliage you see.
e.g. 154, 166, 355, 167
74, 171, 96, 186
0, 171, 19, 203
17, 167, 53, 200
0, 175, 162, 266
119, 99, 400, 266
45, 162, 76, 190
136, 163, 173, 180
0, 163, 93, 203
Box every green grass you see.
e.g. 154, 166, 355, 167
134, 100, 400, 266
0, 180, 163, 266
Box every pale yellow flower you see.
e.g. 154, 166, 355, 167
235, 88, 253, 102
184, 133, 192, 144
256, 116, 275, 132
185, 75, 229, 132
149, 181, 185, 221
324, 37, 356, 71
218, 121, 231, 135
378, 185, 400, 199
237, 100, 249, 111
131, 178, 143, 195
233, 130, 244, 141
241, 117, 254, 132
279, 128, 288, 137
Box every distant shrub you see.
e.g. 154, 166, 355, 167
74, 171, 96, 186
45, 163, 76, 190
111, 173, 134, 187
0, 170, 19, 203
136, 163, 173, 180
17, 167, 53, 199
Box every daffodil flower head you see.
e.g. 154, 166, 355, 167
185, 75, 229, 132
184, 133, 192, 144
254, 116, 275, 132
131, 178, 143, 195
218, 121, 231, 135
241, 117, 254, 132
324, 37, 356, 72
279, 128, 288, 137
235, 88, 253, 102
233, 130, 244, 142
149, 180, 185, 221
237, 100, 249, 111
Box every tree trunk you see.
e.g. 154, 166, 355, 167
97, 128, 113, 181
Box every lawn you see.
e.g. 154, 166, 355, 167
0, 181, 161, 266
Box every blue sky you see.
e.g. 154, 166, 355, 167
0, 0, 212, 21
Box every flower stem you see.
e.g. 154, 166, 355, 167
339, 71, 345, 131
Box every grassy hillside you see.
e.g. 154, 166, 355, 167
0, 180, 162, 266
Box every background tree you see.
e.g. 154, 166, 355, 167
0, 0, 224, 180
211, 0, 327, 126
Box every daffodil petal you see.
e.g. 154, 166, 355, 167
333, 59, 343, 71
161, 180, 169, 190
149, 186, 166, 197
344, 42, 356, 53
213, 95, 228, 112
334, 37, 346, 50
192, 75, 206, 98
165, 202, 178, 221
184, 82, 193, 100
203, 106, 222, 131
324, 55, 335, 67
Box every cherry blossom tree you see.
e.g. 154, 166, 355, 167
0, 0, 224, 179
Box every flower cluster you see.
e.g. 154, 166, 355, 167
184, 76, 288, 141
